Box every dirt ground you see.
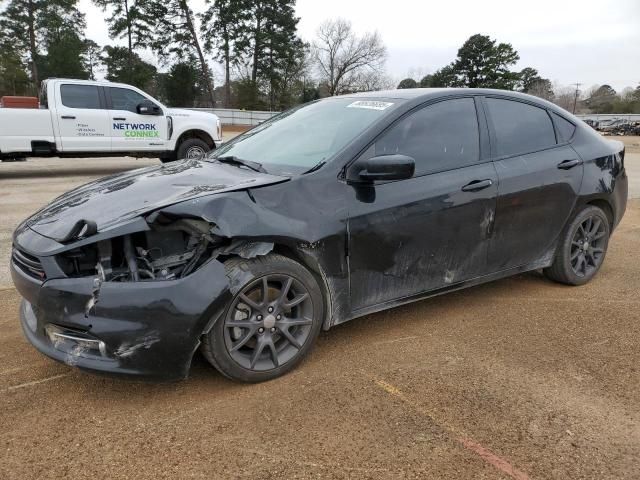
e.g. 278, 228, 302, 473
0, 136, 639, 479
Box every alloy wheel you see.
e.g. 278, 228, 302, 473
186, 146, 206, 159
570, 215, 607, 277
223, 274, 314, 371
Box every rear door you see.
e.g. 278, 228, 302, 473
107, 87, 168, 152
347, 97, 498, 311
483, 96, 583, 271
55, 83, 111, 152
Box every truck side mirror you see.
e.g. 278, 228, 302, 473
137, 100, 162, 116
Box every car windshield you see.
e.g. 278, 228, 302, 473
208, 97, 400, 175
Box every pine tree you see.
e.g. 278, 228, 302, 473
201, 0, 248, 108
0, 40, 30, 96
92, 0, 152, 83
451, 34, 520, 89
103, 45, 157, 90
0, 0, 87, 90
234, 0, 306, 109
144, 0, 215, 106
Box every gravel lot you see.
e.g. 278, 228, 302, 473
0, 136, 638, 479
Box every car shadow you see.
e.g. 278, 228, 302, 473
59, 270, 555, 398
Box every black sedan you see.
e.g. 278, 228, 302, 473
11, 89, 628, 382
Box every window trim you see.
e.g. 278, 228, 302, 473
59, 83, 106, 110
481, 95, 560, 161
549, 110, 577, 144
345, 94, 489, 183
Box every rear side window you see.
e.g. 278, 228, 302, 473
110, 87, 150, 113
485, 98, 556, 157
551, 112, 576, 142
374, 98, 480, 176
60, 84, 101, 109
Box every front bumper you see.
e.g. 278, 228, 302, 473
12, 250, 231, 381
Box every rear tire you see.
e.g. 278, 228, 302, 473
201, 254, 324, 382
544, 205, 610, 285
176, 138, 211, 160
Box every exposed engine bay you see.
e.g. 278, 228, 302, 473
55, 212, 272, 283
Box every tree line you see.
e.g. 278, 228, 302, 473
1, 3, 638, 114
396, 34, 640, 114
0, 0, 389, 109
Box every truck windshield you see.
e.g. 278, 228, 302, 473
208, 97, 400, 175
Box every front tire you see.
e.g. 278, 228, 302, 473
176, 138, 211, 160
544, 205, 610, 285
201, 254, 324, 382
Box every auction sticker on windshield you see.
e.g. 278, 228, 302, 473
347, 100, 394, 110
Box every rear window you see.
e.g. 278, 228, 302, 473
551, 112, 576, 142
60, 84, 101, 110
486, 98, 556, 157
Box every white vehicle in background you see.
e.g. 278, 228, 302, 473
0, 78, 222, 163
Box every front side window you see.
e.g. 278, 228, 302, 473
60, 84, 101, 109
485, 98, 556, 157
110, 87, 150, 113
210, 97, 401, 175
373, 98, 480, 176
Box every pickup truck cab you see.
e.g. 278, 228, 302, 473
0, 78, 222, 162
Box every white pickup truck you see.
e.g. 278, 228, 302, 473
0, 78, 222, 163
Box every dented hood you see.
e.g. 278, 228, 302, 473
25, 159, 289, 240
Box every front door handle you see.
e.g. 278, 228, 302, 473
61, 115, 76, 120
462, 179, 493, 192
113, 117, 126, 121
557, 159, 583, 170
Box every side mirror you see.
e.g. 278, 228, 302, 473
137, 100, 162, 116
348, 154, 415, 183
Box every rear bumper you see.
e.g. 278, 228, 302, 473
612, 169, 628, 230
12, 255, 232, 381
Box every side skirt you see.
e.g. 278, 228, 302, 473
334, 259, 552, 327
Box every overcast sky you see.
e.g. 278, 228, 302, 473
81, 0, 640, 92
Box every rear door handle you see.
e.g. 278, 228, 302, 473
462, 179, 493, 192
61, 115, 76, 120
557, 159, 583, 170
113, 117, 126, 121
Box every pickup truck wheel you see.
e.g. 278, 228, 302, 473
176, 138, 211, 160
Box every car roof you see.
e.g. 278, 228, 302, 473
337, 87, 574, 120
340, 87, 541, 101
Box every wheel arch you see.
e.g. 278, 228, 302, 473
585, 198, 614, 229
270, 243, 334, 331
175, 129, 216, 150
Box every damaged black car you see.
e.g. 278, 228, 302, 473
11, 89, 627, 382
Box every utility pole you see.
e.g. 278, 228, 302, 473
572, 82, 581, 114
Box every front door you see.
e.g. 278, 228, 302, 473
482, 97, 584, 271
107, 86, 168, 152
55, 83, 111, 152
347, 97, 498, 312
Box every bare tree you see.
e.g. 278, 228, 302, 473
312, 18, 386, 96
356, 69, 394, 92
553, 83, 581, 112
